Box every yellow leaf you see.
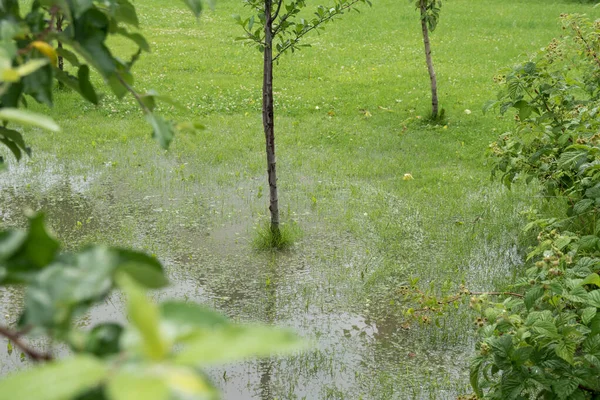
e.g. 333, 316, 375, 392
31, 41, 57, 67
402, 173, 414, 181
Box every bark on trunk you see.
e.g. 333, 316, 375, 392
262, 0, 280, 236
420, 0, 438, 119
57, 15, 64, 71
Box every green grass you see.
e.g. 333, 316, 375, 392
252, 221, 302, 250
2, 0, 600, 397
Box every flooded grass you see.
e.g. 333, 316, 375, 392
1, 0, 599, 398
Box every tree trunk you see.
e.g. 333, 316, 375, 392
57, 14, 64, 71
262, 0, 280, 236
419, 0, 438, 119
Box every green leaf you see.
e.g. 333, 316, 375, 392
174, 324, 304, 366
70, 9, 115, 77
20, 245, 165, 332
0, 136, 22, 161
140, 93, 156, 112
15, 58, 49, 77
555, 340, 576, 364
524, 285, 544, 310
116, 28, 150, 52
181, 0, 203, 17
107, 366, 215, 400
558, 150, 588, 168
502, 373, 525, 399
107, 71, 131, 99
0, 108, 60, 132
469, 355, 485, 398
532, 320, 559, 339
578, 235, 599, 252
482, 99, 497, 114
114, 248, 167, 289
118, 273, 168, 360
0, 127, 29, 157
554, 235, 572, 250
83, 323, 123, 358
513, 100, 533, 120
0, 214, 60, 284
22, 63, 53, 106
78, 65, 98, 105
564, 285, 589, 304
21, 248, 116, 331
582, 307, 597, 325
587, 290, 600, 308
590, 313, 600, 336
581, 273, 600, 288
107, 372, 169, 400
114, 0, 139, 27
72, 0, 94, 17
552, 378, 579, 399
573, 199, 594, 215
160, 301, 229, 342
54, 69, 90, 100
0, 355, 107, 400
586, 184, 600, 200
56, 47, 81, 67
147, 114, 174, 149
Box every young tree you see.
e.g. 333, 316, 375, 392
414, 0, 442, 119
236, 0, 370, 242
0, 1, 302, 398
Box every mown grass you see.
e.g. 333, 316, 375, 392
2, 0, 599, 397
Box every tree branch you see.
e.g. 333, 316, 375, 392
116, 74, 151, 115
272, 0, 285, 22
410, 290, 524, 314
470, 291, 524, 298
0, 326, 53, 362
273, 0, 362, 62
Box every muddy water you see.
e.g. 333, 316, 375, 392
0, 151, 521, 399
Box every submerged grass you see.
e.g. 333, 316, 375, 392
252, 221, 302, 251
1, 0, 600, 397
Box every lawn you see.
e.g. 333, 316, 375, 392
1, 0, 599, 398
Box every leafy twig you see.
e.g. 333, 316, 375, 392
116, 74, 151, 115
272, 0, 363, 61
0, 325, 53, 362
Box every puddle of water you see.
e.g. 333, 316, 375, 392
0, 147, 523, 399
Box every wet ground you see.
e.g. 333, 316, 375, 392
0, 138, 526, 399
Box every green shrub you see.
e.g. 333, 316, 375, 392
475, 14, 600, 399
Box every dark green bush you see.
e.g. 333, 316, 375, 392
476, 14, 600, 399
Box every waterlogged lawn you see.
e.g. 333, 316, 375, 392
1, 0, 599, 398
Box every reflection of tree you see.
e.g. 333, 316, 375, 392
258, 256, 278, 400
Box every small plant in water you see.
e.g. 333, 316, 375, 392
253, 221, 301, 250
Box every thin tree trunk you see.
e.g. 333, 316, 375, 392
262, 0, 280, 236
56, 14, 63, 71
56, 14, 64, 89
419, 0, 438, 119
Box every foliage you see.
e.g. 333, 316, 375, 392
0, 214, 303, 400
473, 14, 600, 399
234, 0, 370, 242
0, 0, 203, 167
413, 0, 442, 32
0, 1, 303, 399
235, 0, 371, 61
